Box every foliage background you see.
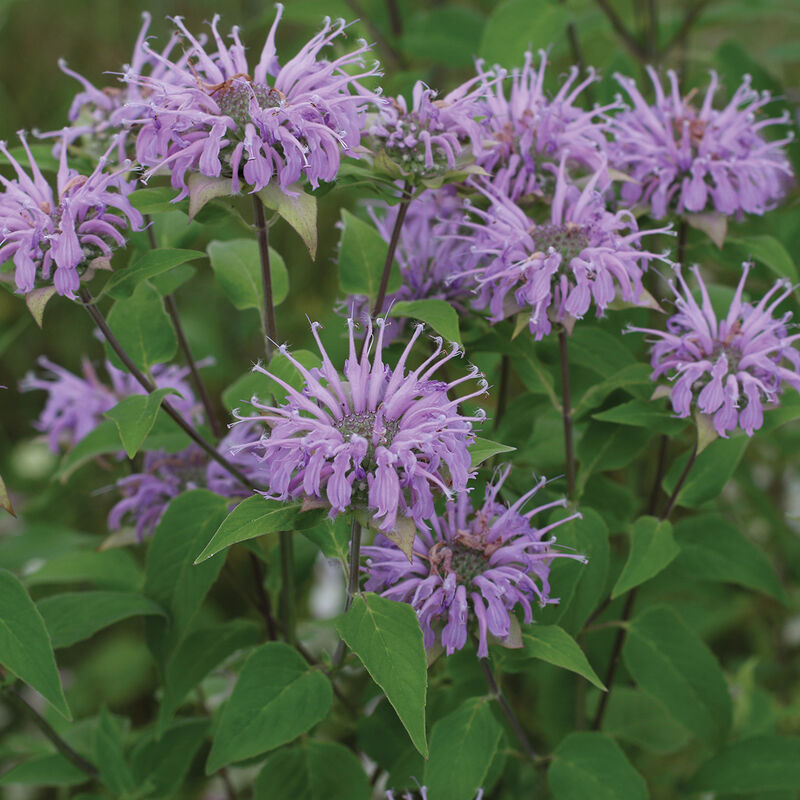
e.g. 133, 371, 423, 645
2, 0, 800, 798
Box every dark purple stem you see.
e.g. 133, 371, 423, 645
372, 182, 412, 317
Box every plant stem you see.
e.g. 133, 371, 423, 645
251, 194, 277, 360
593, 0, 647, 61
591, 442, 699, 730
676, 217, 689, 266
163, 294, 224, 439
79, 287, 257, 492
5, 687, 98, 777
647, 435, 669, 516
478, 658, 539, 761
660, 0, 712, 59
647, 0, 659, 60
248, 554, 278, 641
494, 354, 511, 431
558, 329, 576, 501
386, 0, 402, 37
372, 182, 412, 317
279, 530, 296, 646
333, 518, 363, 666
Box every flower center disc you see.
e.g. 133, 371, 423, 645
534, 223, 590, 262
215, 82, 280, 129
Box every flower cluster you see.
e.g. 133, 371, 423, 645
128, 7, 381, 196
235, 318, 486, 532
364, 466, 585, 657
610, 67, 794, 218
477, 50, 613, 200
630, 264, 800, 437
0, 133, 143, 298
465, 155, 672, 338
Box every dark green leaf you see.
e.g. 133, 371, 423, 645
103, 248, 204, 299
55, 419, 123, 479
93, 708, 134, 795
592, 399, 687, 434
577, 422, 651, 492
0, 754, 87, 786
400, 7, 484, 66
195, 496, 325, 563
254, 740, 370, 800
689, 735, 800, 794
0, 569, 70, 719
612, 517, 679, 598
575, 363, 653, 417
336, 593, 428, 757
38, 591, 166, 649
424, 697, 502, 800
469, 436, 516, 467
388, 299, 462, 345
549, 732, 648, 800
129, 187, 183, 214
303, 517, 350, 565
104, 387, 177, 459
337, 209, 401, 299
206, 238, 289, 312
729, 235, 797, 281
206, 642, 332, 772
623, 605, 731, 747
106, 281, 177, 372
671, 514, 786, 602
25, 548, 142, 591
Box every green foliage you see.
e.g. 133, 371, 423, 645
337, 209, 402, 299
612, 517, 679, 598
206, 642, 333, 772
104, 387, 178, 458
337, 593, 429, 757
103, 248, 205, 299
388, 298, 462, 344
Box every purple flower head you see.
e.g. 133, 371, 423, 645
464, 155, 672, 339
234, 317, 486, 532
51, 13, 185, 162
364, 466, 585, 658
0, 132, 144, 299
110, 420, 269, 540
367, 77, 486, 184
21, 356, 201, 452
610, 67, 794, 218
629, 263, 800, 437
344, 187, 477, 341
129, 6, 381, 197
478, 50, 615, 200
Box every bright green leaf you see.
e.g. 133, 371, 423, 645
612, 517, 679, 599
388, 299, 462, 345
623, 605, 731, 747
729, 235, 797, 281
206, 642, 332, 772
337, 209, 402, 299
549, 732, 648, 800
104, 387, 178, 459
336, 593, 428, 757
103, 248, 204, 299
424, 697, 502, 800
469, 436, 516, 468
254, 740, 370, 800
38, 591, 166, 649
129, 187, 183, 215
0, 569, 71, 719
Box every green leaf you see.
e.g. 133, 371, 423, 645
303, 517, 350, 565
663, 436, 749, 508
388, 299, 462, 345
25, 286, 57, 327
206, 642, 332, 772
0, 472, 14, 517
623, 605, 731, 747
0, 754, 87, 787
129, 186, 183, 214
479, 0, 569, 67
336, 593, 428, 757
254, 740, 370, 800
206, 238, 289, 312
144, 490, 230, 661
93, 708, 135, 795
258, 182, 318, 259
689, 735, 800, 794
568, 326, 636, 376
106, 281, 177, 372
104, 387, 178, 459
502, 625, 605, 690
424, 697, 502, 800
0, 569, 70, 719
130, 718, 209, 798
575, 363, 653, 417
729, 235, 798, 281
187, 172, 232, 219
401, 7, 484, 66
612, 517, 679, 599
337, 209, 402, 299
577, 422, 652, 493
25, 548, 142, 591
671, 514, 786, 602
55, 419, 123, 479
195, 496, 324, 563
685, 211, 727, 248
469, 436, 516, 467
158, 620, 261, 732
592, 399, 687, 435
38, 591, 166, 649
549, 732, 648, 800
103, 248, 204, 299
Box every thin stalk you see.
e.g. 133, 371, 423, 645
5, 687, 98, 777
478, 658, 539, 761
79, 287, 257, 492
386, 0, 402, 38
592, 442, 699, 730
248, 554, 278, 641
342, 0, 405, 69
660, 0, 712, 59
558, 329, 576, 501
676, 217, 689, 266
372, 182, 412, 317
279, 531, 296, 646
251, 194, 277, 360
647, 0, 659, 60
494, 354, 511, 431
647, 435, 669, 516
593, 0, 647, 61
333, 518, 363, 666
163, 294, 224, 439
